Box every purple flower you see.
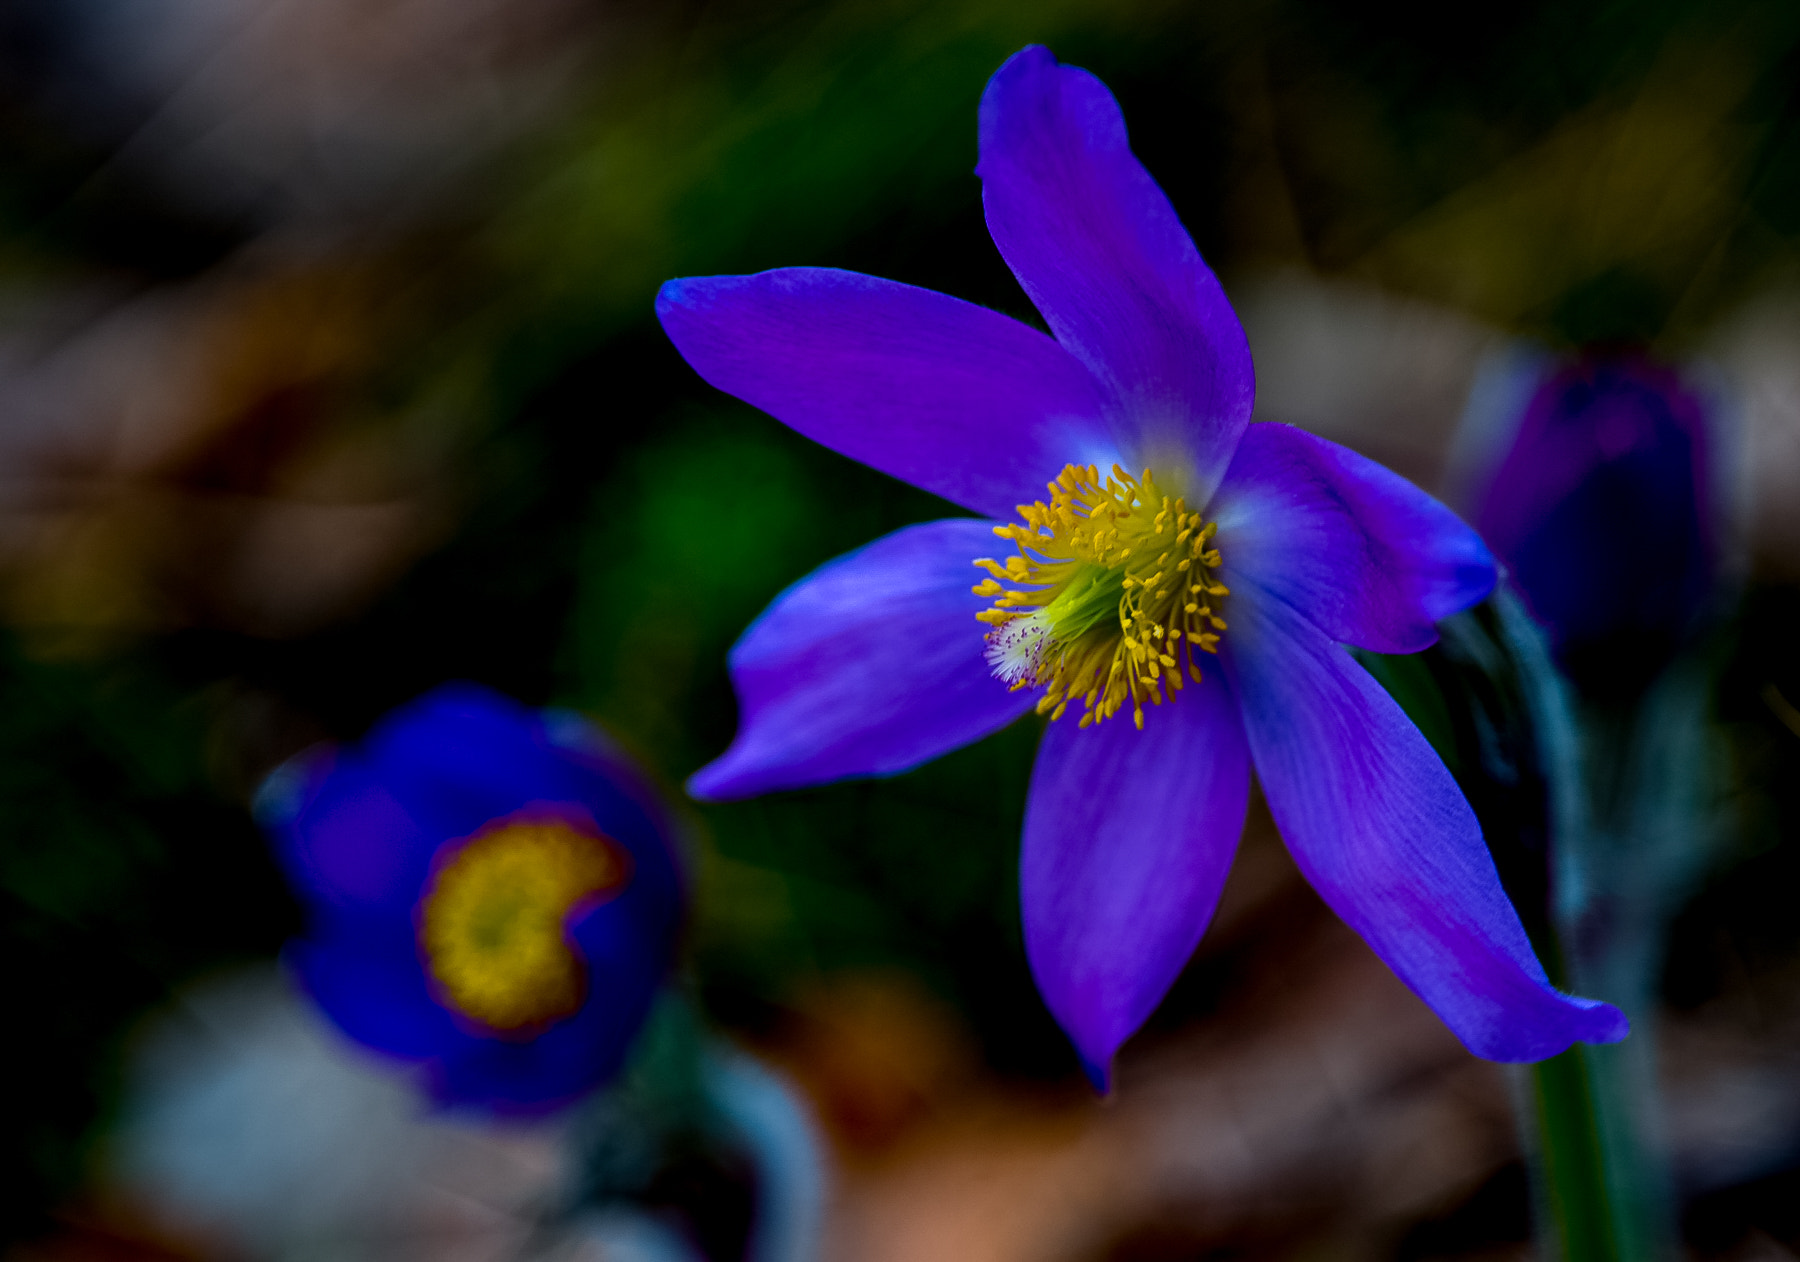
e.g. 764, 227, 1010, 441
1475, 356, 1715, 667
257, 684, 685, 1112
657, 46, 1625, 1081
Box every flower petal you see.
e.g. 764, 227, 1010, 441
286, 924, 458, 1061
1021, 672, 1250, 1086
1222, 586, 1627, 1061
264, 750, 437, 916
656, 269, 1114, 518
978, 46, 1254, 500
358, 684, 594, 844
689, 518, 1036, 799
1212, 423, 1497, 654
431, 895, 673, 1111
289, 904, 673, 1113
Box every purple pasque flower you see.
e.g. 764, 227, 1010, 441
1475, 356, 1715, 666
257, 683, 685, 1112
657, 46, 1626, 1081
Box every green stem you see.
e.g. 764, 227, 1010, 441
1530, 1047, 1620, 1262
1375, 595, 1691, 1260
1488, 592, 1682, 1262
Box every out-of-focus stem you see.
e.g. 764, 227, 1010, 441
1529, 1047, 1618, 1262
1496, 592, 1699, 1262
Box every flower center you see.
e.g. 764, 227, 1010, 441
973, 463, 1228, 730
418, 818, 629, 1035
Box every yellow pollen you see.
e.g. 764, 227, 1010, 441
418, 818, 629, 1034
972, 463, 1230, 729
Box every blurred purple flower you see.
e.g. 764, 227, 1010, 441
657, 46, 1624, 1081
257, 683, 685, 1113
1475, 357, 1715, 664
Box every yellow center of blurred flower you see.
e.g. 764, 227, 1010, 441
418, 819, 628, 1034
974, 463, 1228, 731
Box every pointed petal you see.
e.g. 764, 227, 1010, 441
978, 46, 1253, 500
1222, 586, 1627, 1061
657, 269, 1115, 519
689, 519, 1036, 799
1212, 423, 1497, 654
1021, 673, 1250, 1083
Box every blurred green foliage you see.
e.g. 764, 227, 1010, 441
0, 639, 296, 1237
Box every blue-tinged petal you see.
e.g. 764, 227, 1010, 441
557, 778, 687, 949
1021, 672, 1250, 1086
269, 751, 437, 916
1211, 423, 1496, 655
431, 895, 672, 1110
1222, 585, 1627, 1061
978, 46, 1254, 502
656, 269, 1115, 519
360, 684, 590, 845
689, 519, 1036, 800
291, 872, 680, 1111
286, 923, 460, 1062
545, 714, 684, 857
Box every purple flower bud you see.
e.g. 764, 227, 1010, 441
1475, 357, 1715, 677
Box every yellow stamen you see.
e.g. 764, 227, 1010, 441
418, 818, 629, 1034
974, 463, 1229, 729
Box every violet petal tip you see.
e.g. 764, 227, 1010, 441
1079, 1050, 1114, 1095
